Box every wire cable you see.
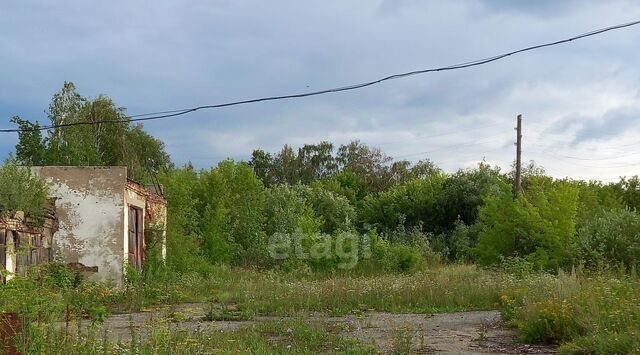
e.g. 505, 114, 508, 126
393, 133, 511, 159
3, 19, 640, 133
528, 150, 640, 169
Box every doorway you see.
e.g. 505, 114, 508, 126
128, 206, 144, 271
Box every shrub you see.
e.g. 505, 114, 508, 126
158, 167, 216, 274
355, 231, 427, 273
433, 220, 480, 262
197, 160, 266, 265
436, 163, 504, 231
500, 271, 640, 352
264, 184, 321, 237
571, 208, 640, 271
295, 185, 356, 233
476, 177, 578, 270
387, 244, 424, 273
359, 175, 445, 235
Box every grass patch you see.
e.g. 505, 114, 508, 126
16, 318, 376, 354
129, 264, 508, 316
499, 270, 640, 354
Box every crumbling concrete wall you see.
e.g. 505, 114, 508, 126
32, 166, 127, 284
145, 191, 168, 261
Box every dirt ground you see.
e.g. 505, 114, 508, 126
72, 303, 556, 354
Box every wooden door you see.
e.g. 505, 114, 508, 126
128, 206, 144, 271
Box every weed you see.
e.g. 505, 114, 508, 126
391, 322, 414, 354
499, 270, 640, 352
202, 300, 247, 321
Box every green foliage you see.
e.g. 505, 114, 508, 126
12, 82, 171, 181
336, 140, 394, 193
359, 174, 446, 236
312, 170, 366, 203
197, 160, 266, 265
437, 163, 504, 231
250, 142, 337, 186
433, 220, 481, 262
475, 177, 579, 270
295, 185, 356, 233
252, 140, 439, 197
500, 272, 640, 353
574, 180, 623, 224
615, 175, 640, 211
9, 116, 47, 165
156, 166, 213, 274
263, 184, 320, 237
571, 208, 640, 271
0, 263, 113, 332
0, 157, 50, 221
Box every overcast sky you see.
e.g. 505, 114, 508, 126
2, 1, 640, 181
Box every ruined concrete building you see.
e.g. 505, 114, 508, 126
0, 166, 166, 285
0, 200, 57, 282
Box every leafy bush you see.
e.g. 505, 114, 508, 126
197, 160, 266, 265
436, 163, 504, 231
574, 180, 623, 224
476, 177, 579, 270
295, 185, 356, 233
158, 167, 214, 274
500, 271, 640, 352
359, 175, 445, 235
433, 220, 480, 262
571, 208, 640, 271
264, 184, 321, 237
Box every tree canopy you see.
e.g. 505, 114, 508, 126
11, 82, 171, 182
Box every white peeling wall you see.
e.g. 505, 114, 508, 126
32, 166, 127, 285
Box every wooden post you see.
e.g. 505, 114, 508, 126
514, 114, 523, 198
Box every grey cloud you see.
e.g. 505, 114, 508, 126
475, 0, 583, 17
572, 107, 640, 144
1, 0, 640, 181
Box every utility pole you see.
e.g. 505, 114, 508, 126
514, 114, 523, 198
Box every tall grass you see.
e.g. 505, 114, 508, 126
16, 318, 375, 354
130, 264, 508, 316
8, 262, 639, 353
499, 270, 640, 354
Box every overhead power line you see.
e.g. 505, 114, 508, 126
3, 19, 640, 133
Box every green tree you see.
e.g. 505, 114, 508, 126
337, 140, 393, 194
263, 184, 320, 237
475, 177, 579, 270
359, 174, 446, 236
312, 170, 366, 204
295, 185, 355, 233
571, 208, 640, 271
297, 142, 337, 184
10, 116, 47, 166
436, 163, 504, 232
157, 166, 208, 273
196, 160, 265, 264
0, 158, 50, 222
249, 149, 276, 186
574, 180, 623, 225
12, 82, 171, 182
614, 176, 640, 211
